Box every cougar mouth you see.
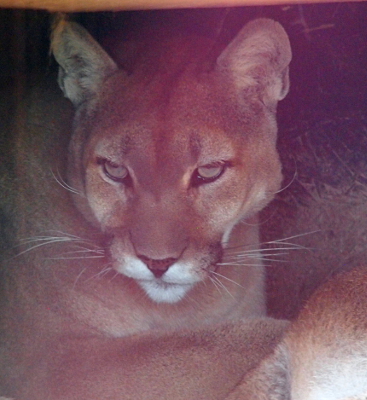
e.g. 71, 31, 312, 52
104, 233, 224, 303
138, 279, 194, 304
136, 252, 223, 304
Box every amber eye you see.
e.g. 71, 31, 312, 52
100, 159, 129, 183
197, 165, 223, 180
191, 162, 227, 187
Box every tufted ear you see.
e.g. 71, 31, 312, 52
51, 16, 119, 107
217, 18, 292, 109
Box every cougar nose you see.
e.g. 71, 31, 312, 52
138, 255, 178, 278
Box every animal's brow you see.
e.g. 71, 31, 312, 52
189, 133, 201, 161
94, 134, 133, 160
118, 134, 133, 155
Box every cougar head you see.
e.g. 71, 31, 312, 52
51, 17, 291, 303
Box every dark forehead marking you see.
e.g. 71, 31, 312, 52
118, 134, 133, 155
98, 133, 133, 159
189, 132, 202, 162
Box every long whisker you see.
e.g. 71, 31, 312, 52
51, 168, 85, 197
246, 252, 289, 258
55, 247, 104, 255
18, 235, 79, 244
94, 265, 114, 278
222, 231, 318, 267
83, 264, 114, 282
252, 256, 286, 263
209, 275, 224, 296
48, 255, 105, 260
227, 249, 299, 258
47, 246, 105, 260
13, 231, 103, 260
13, 239, 76, 258
265, 230, 320, 244
17, 235, 95, 250
72, 267, 88, 289
275, 160, 298, 194
209, 274, 235, 299
224, 243, 305, 257
108, 271, 120, 282
217, 262, 265, 268
226, 251, 286, 260
223, 231, 318, 253
211, 270, 245, 290
39, 230, 102, 245
221, 253, 294, 266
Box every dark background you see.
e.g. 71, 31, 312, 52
0, 3, 367, 319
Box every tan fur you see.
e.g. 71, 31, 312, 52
0, 17, 291, 396
284, 266, 367, 400
227, 266, 367, 400
6, 318, 288, 400
3, 268, 367, 399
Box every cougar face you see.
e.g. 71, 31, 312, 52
51, 17, 291, 304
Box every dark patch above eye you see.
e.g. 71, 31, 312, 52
191, 162, 228, 187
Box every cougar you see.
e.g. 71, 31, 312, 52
2, 13, 363, 400
0, 15, 292, 397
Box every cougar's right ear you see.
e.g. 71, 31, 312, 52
51, 15, 119, 107
216, 18, 292, 110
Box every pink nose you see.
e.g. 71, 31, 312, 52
138, 255, 178, 278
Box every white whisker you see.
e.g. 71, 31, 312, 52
256, 257, 286, 263
83, 265, 114, 283
224, 231, 317, 253
224, 255, 283, 263
109, 271, 120, 282
48, 255, 105, 260
209, 274, 235, 299
266, 242, 311, 252
222, 231, 317, 268
72, 268, 88, 289
229, 251, 288, 259
261, 245, 305, 252
51, 168, 84, 197
209, 276, 223, 295
226, 244, 307, 257
217, 262, 264, 267
12, 231, 104, 261
275, 161, 297, 194
95, 266, 114, 278
223, 243, 259, 252
19, 236, 77, 245
211, 270, 245, 290
265, 230, 320, 245
13, 239, 73, 258
57, 248, 104, 256
45, 230, 102, 248
47, 246, 105, 260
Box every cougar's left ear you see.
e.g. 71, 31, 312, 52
217, 18, 292, 109
51, 15, 119, 107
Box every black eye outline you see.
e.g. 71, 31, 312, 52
191, 161, 229, 187
98, 158, 131, 184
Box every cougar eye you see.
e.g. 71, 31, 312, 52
191, 162, 226, 187
100, 159, 129, 183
